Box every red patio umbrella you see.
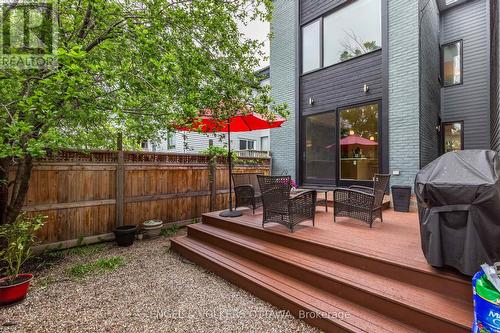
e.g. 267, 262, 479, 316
340, 135, 378, 146
177, 110, 285, 217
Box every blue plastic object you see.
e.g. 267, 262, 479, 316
473, 271, 500, 333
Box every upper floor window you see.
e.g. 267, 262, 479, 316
442, 41, 462, 86
323, 0, 381, 67
239, 139, 256, 150
302, 20, 321, 73
301, 0, 382, 74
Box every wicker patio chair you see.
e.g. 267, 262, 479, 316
232, 173, 263, 214
333, 174, 391, 228
257, 175, 317, 232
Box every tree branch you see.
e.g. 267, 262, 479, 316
77, 3, 93, 39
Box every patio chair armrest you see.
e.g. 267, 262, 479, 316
289, 190, 316, 211
334, 188, 375, 208
234, 185, 255, 198
348, 185, 374, 194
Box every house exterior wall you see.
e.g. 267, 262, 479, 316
146, 130, 270, 153
270, 0, 495, 190
387, 0, 421, 187
300, 0, 347, 24
419, 0, 441, 168
300, 51, 383, 115
491, 0, 500, 151
440, 0, 490, 149
270, 0, 298, 179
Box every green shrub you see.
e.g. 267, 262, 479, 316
0, 214, 45, 280
201, 146, 239, 164
160, 224, 179, 237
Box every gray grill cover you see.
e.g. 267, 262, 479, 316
415, 150, 500, 276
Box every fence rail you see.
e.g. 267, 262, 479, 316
10, 150, 270, 246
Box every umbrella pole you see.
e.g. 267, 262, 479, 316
219, 121, 242, 218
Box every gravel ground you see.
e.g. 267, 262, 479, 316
0, 229, 319, 333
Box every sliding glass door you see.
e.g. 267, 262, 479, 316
339, 103, 380, 182
303, 112, 336, 184
301, 101, 381, 186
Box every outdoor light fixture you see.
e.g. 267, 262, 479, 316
309, 97, 315, 105
363, 84, 369, 93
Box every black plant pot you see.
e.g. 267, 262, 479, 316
113, 225, 137, 247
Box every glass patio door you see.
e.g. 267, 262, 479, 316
339, 103, 380, 182
303, 112, 337, 185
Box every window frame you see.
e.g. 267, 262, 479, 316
166, 132, 176, 150
300, 0, 382, 75
441, 121, 464, 153
301, 18, 322, 74
239, 139, 256, 151
441, 40, 463, 87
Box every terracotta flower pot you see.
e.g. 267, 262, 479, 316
0, 274, 33, 305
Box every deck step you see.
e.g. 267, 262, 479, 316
171, 236, 422, 333
186, 223, 471, 333
202, 213, 472, 303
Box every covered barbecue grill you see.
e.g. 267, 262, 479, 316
415, 150, 500, 276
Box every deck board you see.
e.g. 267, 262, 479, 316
172, 206, 473, 332
203, 207, 468, 280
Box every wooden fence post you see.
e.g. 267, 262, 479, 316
116, 133, 124, 227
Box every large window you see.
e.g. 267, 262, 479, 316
301, 0, 381, 73
323, 0, 381, 67
339, 103, 379, 181
442, 41, 462, 86
302, 20, 321, 73
442, 122, 463, 153
304, 112, 336, 182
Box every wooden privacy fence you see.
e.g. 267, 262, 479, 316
11, 150, 270, 245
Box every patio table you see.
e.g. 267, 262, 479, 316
298, 186, 336, 212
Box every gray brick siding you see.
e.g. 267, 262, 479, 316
270, 0, 297, 180
388, 0, 421, 188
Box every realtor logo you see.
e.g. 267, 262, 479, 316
0, 0, 57, 69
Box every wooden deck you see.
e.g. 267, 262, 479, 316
171, 206, 473, 333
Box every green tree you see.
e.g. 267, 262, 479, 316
0, 0, 287, 225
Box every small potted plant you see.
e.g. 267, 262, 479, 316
142, 219, 163, 239
0, 214, 45, 305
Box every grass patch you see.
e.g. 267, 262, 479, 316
161, 224, 179, 237
63, 243, 107, 257
67, 256, 124, 279
37, 276, 56, 289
